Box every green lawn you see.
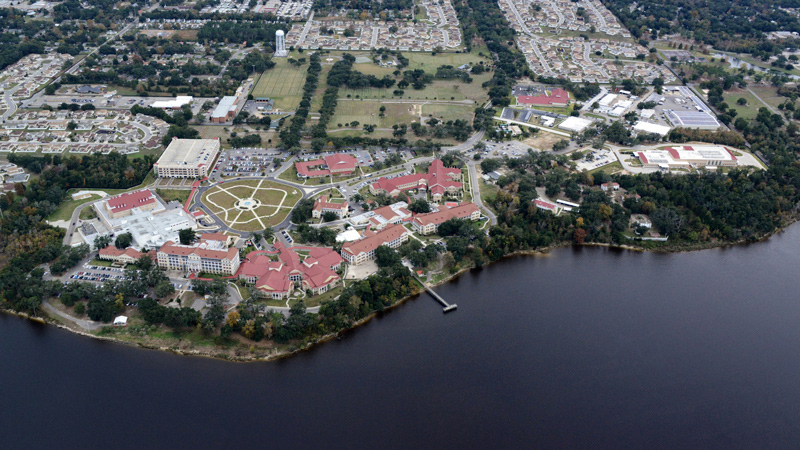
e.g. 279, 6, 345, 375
201, 179, 302, 230
48, 194, 100, 222
721, 89, 763, 120
155, 188, 191, 204
330, 101, 417, 128
339, 75, 492, 102
251, 59, 308, 111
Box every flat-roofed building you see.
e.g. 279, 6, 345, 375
210, 96, 239, 123
155, 138, 220, 178
558, 117, 593, 133
411, 202, 480, 235
340, 223, 409, 265
633, 121, 671, 136
151, 96, 193, 110
636, 145, 738, 169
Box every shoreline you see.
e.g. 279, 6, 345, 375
3, 221, 794, 362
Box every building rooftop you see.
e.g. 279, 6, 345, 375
156, 138, 219, 169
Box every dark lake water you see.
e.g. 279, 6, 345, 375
4, 227, 800, 449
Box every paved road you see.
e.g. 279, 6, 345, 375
1, 86, 21, 121
42, 300, 103, 331
467, 160, 497, 225
746, 86, 780, 115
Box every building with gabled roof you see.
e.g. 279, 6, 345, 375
340, 223, 409, 265
104, 189, 158, 219
312, 195, 349, 219
517, 88, 570, 107
237, 244, 343, 299
296, 153, 358, 178
97, 245, 156, 265
369, 158, 462, 201
157, 236, 240, 275
411, 202, 481, 235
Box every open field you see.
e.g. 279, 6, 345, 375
421, 103, 474, 122
339, 75, 492, 102
404, 52, 489, 72
251, 59, 308, 111
155, 189, 191, 204
748, 85, 785, 110
330, 101, 417, 128
48, 194, 101, 222
722, 89, 763, 120
201, 179, 302, 231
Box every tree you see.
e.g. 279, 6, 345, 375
114, 232, 132, 249
93, 234, 112, 250
179, 228, 197, 245
155, 280, 175, 299
322, 211, 338, 222
374, 245, 401, 268
408, 198, 432, 214
480, 158, 502, 173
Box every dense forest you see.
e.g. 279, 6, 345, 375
0, 153, 153, 315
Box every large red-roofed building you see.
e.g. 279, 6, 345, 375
237, 244, 344, 299
517, 88, 570, 107
369, 159, 463, 201
296, 153, 358, 178
411, 203, 481, 235
340, 223, 409, 265
104, 189, 158, 219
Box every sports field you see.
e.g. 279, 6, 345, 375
201, 179, 302, 231
251, 59, 307, 111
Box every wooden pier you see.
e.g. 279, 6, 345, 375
416, 276, 457, 313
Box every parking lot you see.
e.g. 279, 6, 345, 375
574, 148, 618, 172
67, 264, 127, 285
213, 148, 284, 178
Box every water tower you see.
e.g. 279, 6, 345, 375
274, 30, 288, 57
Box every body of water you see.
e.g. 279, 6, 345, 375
3, 228, 800, 449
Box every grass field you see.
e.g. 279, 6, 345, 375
722, 89, 763, 120
339, 75, 492, 102
251, 59, 308, 111
748, 86, 785, 110
201, 179, 301, 231
47, 194, 100, 222
155, 188, 191, 205
421, 103, 474, 122
330, 101, 417, 128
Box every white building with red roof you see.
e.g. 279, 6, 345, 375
369, 159, 462, 201
237, 244, 343, 299
157, 236, 240, 275
636, 145, 738, 169
92, 189, 198, 250
340, 223, 410, 265
312, 195, 349, 219
98, 245, 156, 265
517, 88, 570, 107
103, 189, 158, 219
295, 153, 358, 178
411, 202, 481, 235
534, 199, 562, 215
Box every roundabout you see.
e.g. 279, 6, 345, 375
200, 179, 302, 231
